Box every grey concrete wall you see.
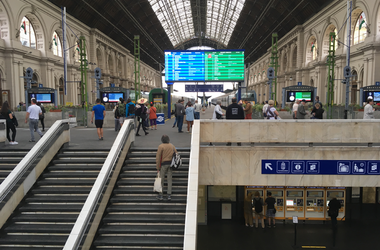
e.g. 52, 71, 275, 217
199, 147, 380, 187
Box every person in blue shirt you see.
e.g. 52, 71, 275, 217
91, 98, 106, 140
125, 98, 135, 118
185, 102, 195, 133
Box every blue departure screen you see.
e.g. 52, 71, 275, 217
165, 50, 244, 82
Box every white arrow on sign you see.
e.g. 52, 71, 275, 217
265, 163, 273, 171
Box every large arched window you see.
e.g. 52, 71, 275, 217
354, 12, 367, 45
52, 32, 62, 57
20, 17, 36, 49
306, 36, 317, 64
311, 41, 317, 60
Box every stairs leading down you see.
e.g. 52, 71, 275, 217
0, 148, 109, 250
92, 147, 191, 250
0, 148, 29, 184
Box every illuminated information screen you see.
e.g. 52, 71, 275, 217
165, 50, 244, 82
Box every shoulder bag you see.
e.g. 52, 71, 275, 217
170, 145, 182, 169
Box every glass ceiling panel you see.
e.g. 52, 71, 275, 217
206, 0, 245, 46
148, 0, 195, 46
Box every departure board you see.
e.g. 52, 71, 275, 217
165, 50, 244, 82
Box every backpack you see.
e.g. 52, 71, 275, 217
128, 103, 135, 115
254, 198, 263, 213
118, 103, 126, 117
170, 146, 182, 170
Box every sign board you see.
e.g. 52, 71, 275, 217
297, 82, 302, 86
293, 216, 298, 224
39, 84, 43, 88
165, 50, 244, 82
154, 98, 163, 103
185, 84, 223, 92
156, 113, 165, 125
262, 160, 380, 175
376, 82, 380, 86
110, 83, 115, 88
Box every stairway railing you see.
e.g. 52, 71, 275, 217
0, 119, 70, 229
183, 120, 201, 249
63, 119, 135, 250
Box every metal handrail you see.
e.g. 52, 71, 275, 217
0, 120, 69, 205
63, 119, 134, 250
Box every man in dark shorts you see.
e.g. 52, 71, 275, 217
265, 191, 276, 228
91, 98, 106, 140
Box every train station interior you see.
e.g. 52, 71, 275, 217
1, 0, 380, 249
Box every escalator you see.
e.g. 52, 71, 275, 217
0, 148, 29, 184
92, 147, 190, 249
0, 148, 109, 249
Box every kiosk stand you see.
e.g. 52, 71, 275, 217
326, 188, 346, 220
281, 85, 317, 109
285, 187, 305, 220
266, 187, 285, 220
305, 187, 325, 220
360, 85, 380, 105
25, 87, 58, 108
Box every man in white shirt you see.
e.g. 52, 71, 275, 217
25, 98, 43, 142
293, 99, 300, 119
363, 98, 375, 119
194, 100, 202, 119
212, 100, 224, 120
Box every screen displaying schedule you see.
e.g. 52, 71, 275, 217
165, 50, 244, 82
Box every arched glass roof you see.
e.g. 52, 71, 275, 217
148, 0, 195, 46
206, 0, 245, 46
149, 0, 245, 47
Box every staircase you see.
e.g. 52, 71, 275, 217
0, 148, 29, 184
0, 148, 109, 249
92, 147, 190, 250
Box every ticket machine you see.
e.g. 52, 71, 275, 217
305, 188, 325, 219
245, 186, 264, 199
266, 187, 285, 219
326, 188, 346, 220
285, 187, 305, 219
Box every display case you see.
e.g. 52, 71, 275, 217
305, 188, 325, 219
266, 188, 285, 219
285, 188, 305, 219
326, 188, 346, 220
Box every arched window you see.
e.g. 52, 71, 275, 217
52, 32, 62, 57
59, 78, 64, 105
20, 17, 36, 49
354, 12, 367, 45
311, 41, 317, 60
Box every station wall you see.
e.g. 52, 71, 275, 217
0, 0, 161, 108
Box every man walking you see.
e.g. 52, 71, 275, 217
25, 98, 43, 142
91, 98, 106, 140
297, 99, 308, 119
226, 97, 244, 146
194, 100, 202, 120
175, 99, 185, 133
156, 135, 177, 201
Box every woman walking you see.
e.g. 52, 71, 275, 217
37, 102, 46, 131
149, 102, 157, 130
185, 102, 195, 133
1, 101, 18, 145
135, 98, 149, 136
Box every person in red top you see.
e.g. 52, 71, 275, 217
149, 102, 157, 130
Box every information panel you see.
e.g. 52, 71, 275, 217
165, 50, 244, 82
262, 160, 380, 175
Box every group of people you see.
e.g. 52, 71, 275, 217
244, 191, 276, 229
291, 96, 324, 119
172, 99, 202, 133
1, 99, 46, 145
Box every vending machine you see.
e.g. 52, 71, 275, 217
285, 187, 305, 220
326, 188, 346, 220
305, 187, 325, 219
266, 187, 285, 219
245, 186, 264, 199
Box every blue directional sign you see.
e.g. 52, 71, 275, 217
39, 84, 43, 88
110, 83, 115, 88
185, 84, 223, 92
262, 160, 380, 175
376, 82, 380, 86
297, 82, 302, 86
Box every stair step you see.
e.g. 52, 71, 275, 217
41, 172, 100, 178
98, 225, 185, 234
19, 204, 84, 212
110, 195, 187, 203
30, 187, 92, 194
26, 195, 88, 202
113, 187, 187, 194
3, 224, 73, 233
107, 204, 186, 213
37, 179, 96, 185
125, 159, 189, 164
51, 159, 105, 164
93, 235, 183, 247
10, 214, 78, 223
0, 235, 68, 245
120, 172, 188, 178
103, 214, 185, 224
117, 179, 188, 186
